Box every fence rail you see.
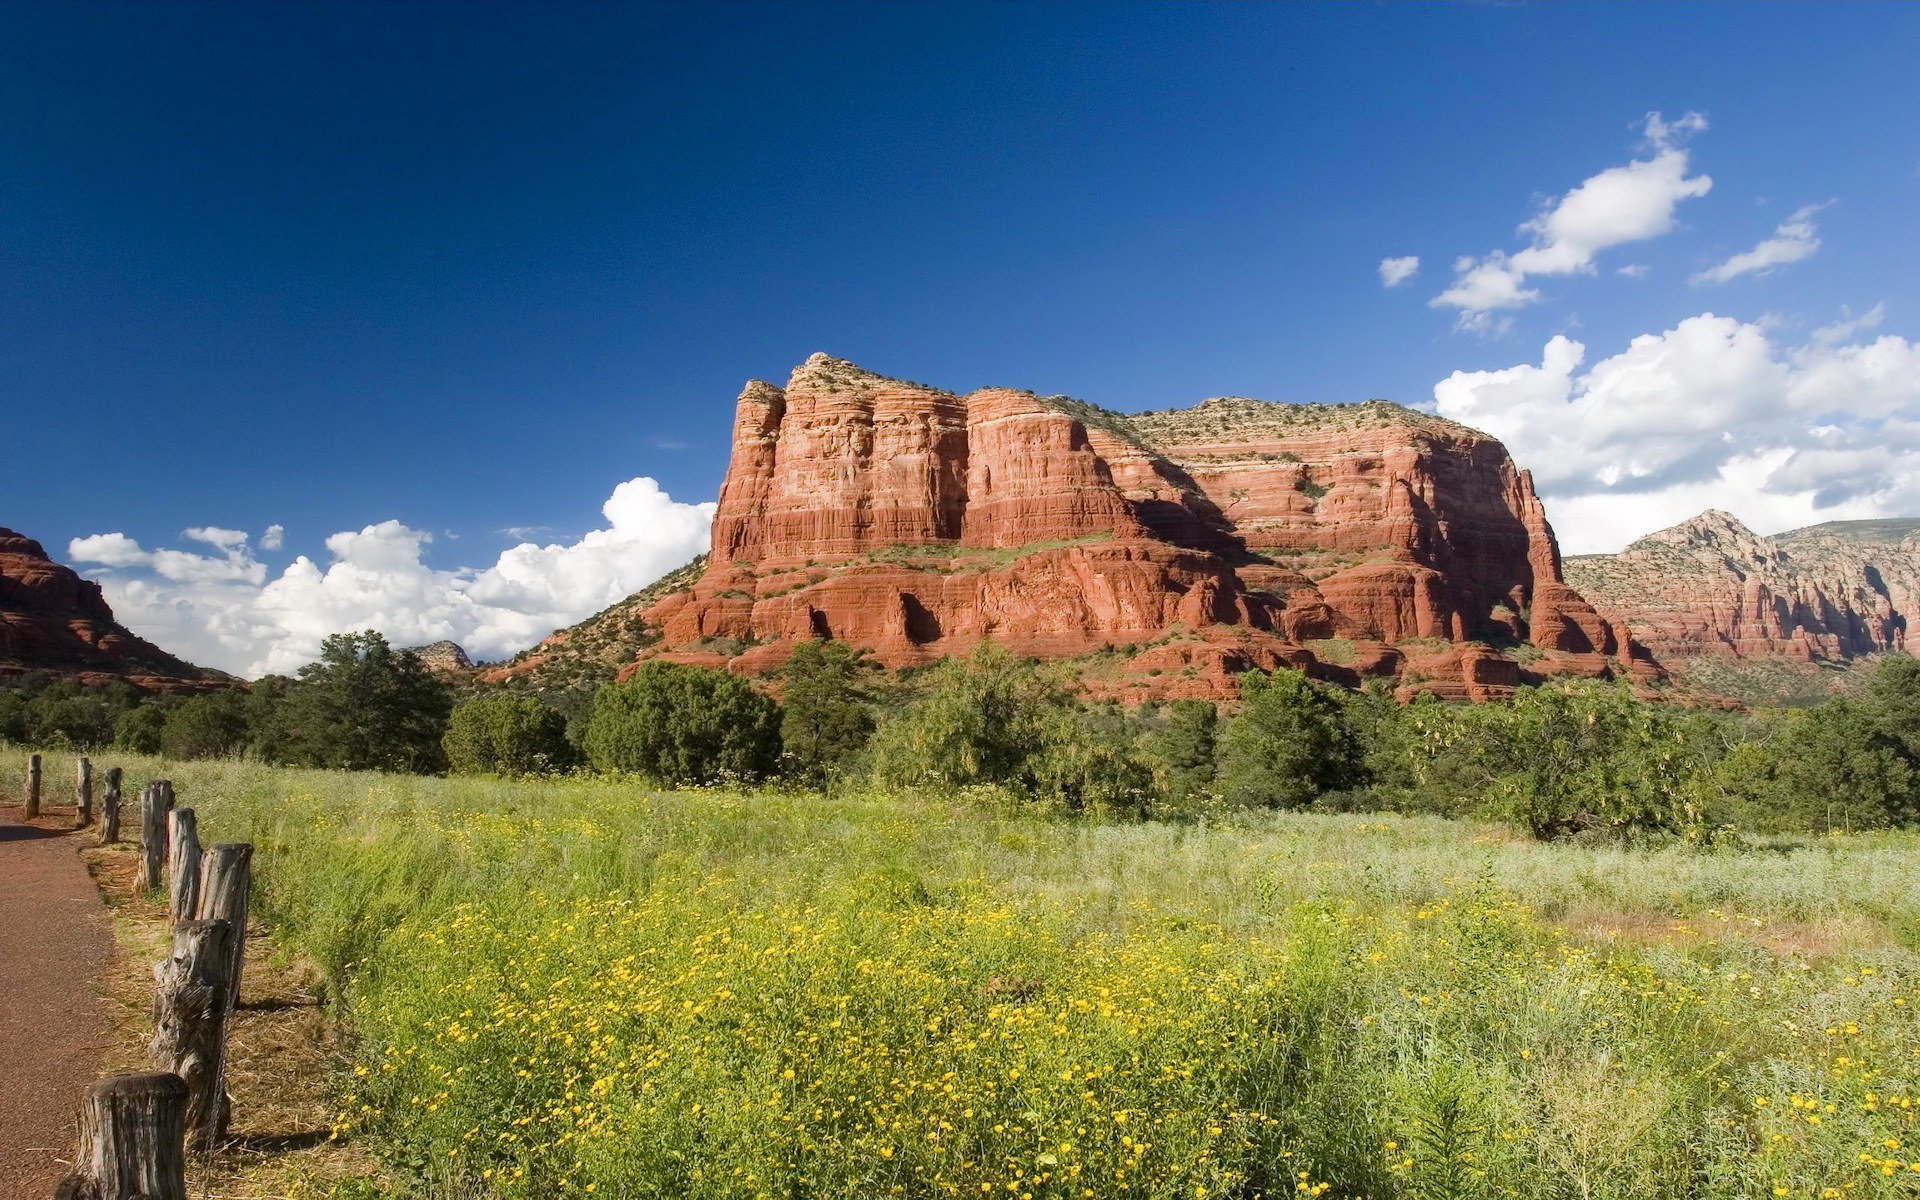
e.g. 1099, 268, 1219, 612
22, 755, 257, 1199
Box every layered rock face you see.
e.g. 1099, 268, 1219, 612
1565, 511, 1920, 663
0, 526, 220, 690
639, 354, 1639, 700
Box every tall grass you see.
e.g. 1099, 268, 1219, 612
28, 751, 1920, 1198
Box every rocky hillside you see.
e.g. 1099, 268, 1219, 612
606, 353, 1647, 701
0, 525, 222, 690
1564, 511, 1918, 704
480, 557, 707, 696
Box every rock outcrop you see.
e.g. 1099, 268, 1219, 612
624, 354, 1643, 701
0, 526, 221, 690
1565, 511, 1919, 664
407, 640, 475, 675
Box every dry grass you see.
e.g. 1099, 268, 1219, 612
80, 840, 385, 1199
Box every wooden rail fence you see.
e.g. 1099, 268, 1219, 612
17, 755, 257, 1199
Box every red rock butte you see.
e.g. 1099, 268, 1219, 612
639, 354, 1649, 701
0, 527, 221, 690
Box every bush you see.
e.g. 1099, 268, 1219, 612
1216, 668, 1363, 808
583, 662, 781, 784
868, 647, 1153, 811
444, 693, 576, 776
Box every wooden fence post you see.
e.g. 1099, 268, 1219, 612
167, 809, 201, 925
196, 843, 252, 1013
52, 1072, 189, 1200
150, 919, 233, 1151
139, 784, 174, 892
25, 752, 41, 818
100, 767, 123, 845
75, 757, 93, 827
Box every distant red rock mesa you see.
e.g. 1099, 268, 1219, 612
1566, 510, 1919, 664
0, 526, 221, 690
632, 353, 1651, 701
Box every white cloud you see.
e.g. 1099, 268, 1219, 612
1432, 112, 1712, 327
68, 477, 715, 678
259, 524, 285, 551
1378, 255, 1420, 287
1811, 302, 1885, 346
1433, 311, 1920, 553
1690, 202, 1827, 286
1616, 264, 1649, 278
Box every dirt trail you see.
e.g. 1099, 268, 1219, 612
0, 805, 115, 1199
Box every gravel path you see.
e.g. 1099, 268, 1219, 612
0, 806, 114, 1198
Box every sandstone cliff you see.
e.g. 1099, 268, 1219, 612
619, 354, 1642, 701
0, 526, 221, 690
1565, 511, 1919, 667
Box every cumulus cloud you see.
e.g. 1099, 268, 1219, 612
1378, 255, 1420, 287
68, 477, 715, 678
1432, 312, 1920, 553
1690, 202, 1828, 286
259, 524, 285, 551
1432, 112, 1712, 329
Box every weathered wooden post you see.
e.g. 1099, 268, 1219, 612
139, 783, 174, 891
167, 809, 202, 925
75, 756, 93, 827
52, 1072, 189, 1200
150, 919, 233, 1150
25, 752, 42, 817
196, 843, 252, 1013
100, 767, 124, 844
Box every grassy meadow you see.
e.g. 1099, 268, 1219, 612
48, 753, 1920, 1199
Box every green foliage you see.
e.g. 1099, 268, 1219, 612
1216, 668, 1362, 808
583, 661, 781, 784
0, 676, 142, 748
867, 645, 1152, 811
1151, 698, 1218, 804
443, 693, 576, 776
1748, 693, 1919, 832
113, 701, 168, 754
778, 639, 876, 785
159, 690, 251, 760
266, 632, 453, 774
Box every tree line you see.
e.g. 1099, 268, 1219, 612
6, 630, 1918, 840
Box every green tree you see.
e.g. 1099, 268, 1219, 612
24, 681, 135, 748
1152, 699, 1218, 803
160, 690, 251, 760
270, 632, 453, 773
444, 693, 577, 776
1763, 698, 1916, 832
114, 700, 169, 754
778, 640, 876, 784
1215, 668, 1363, 809
0, 690, 32, 743
583, 662, 781, 784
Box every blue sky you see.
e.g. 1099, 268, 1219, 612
5, 2, 1917, 674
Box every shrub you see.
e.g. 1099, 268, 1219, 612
583, 662, 781, 784
867, 646, 1153, 810
1216, 668, 1363, 808
443, 693, 576, 776
113, 701, 168, 754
